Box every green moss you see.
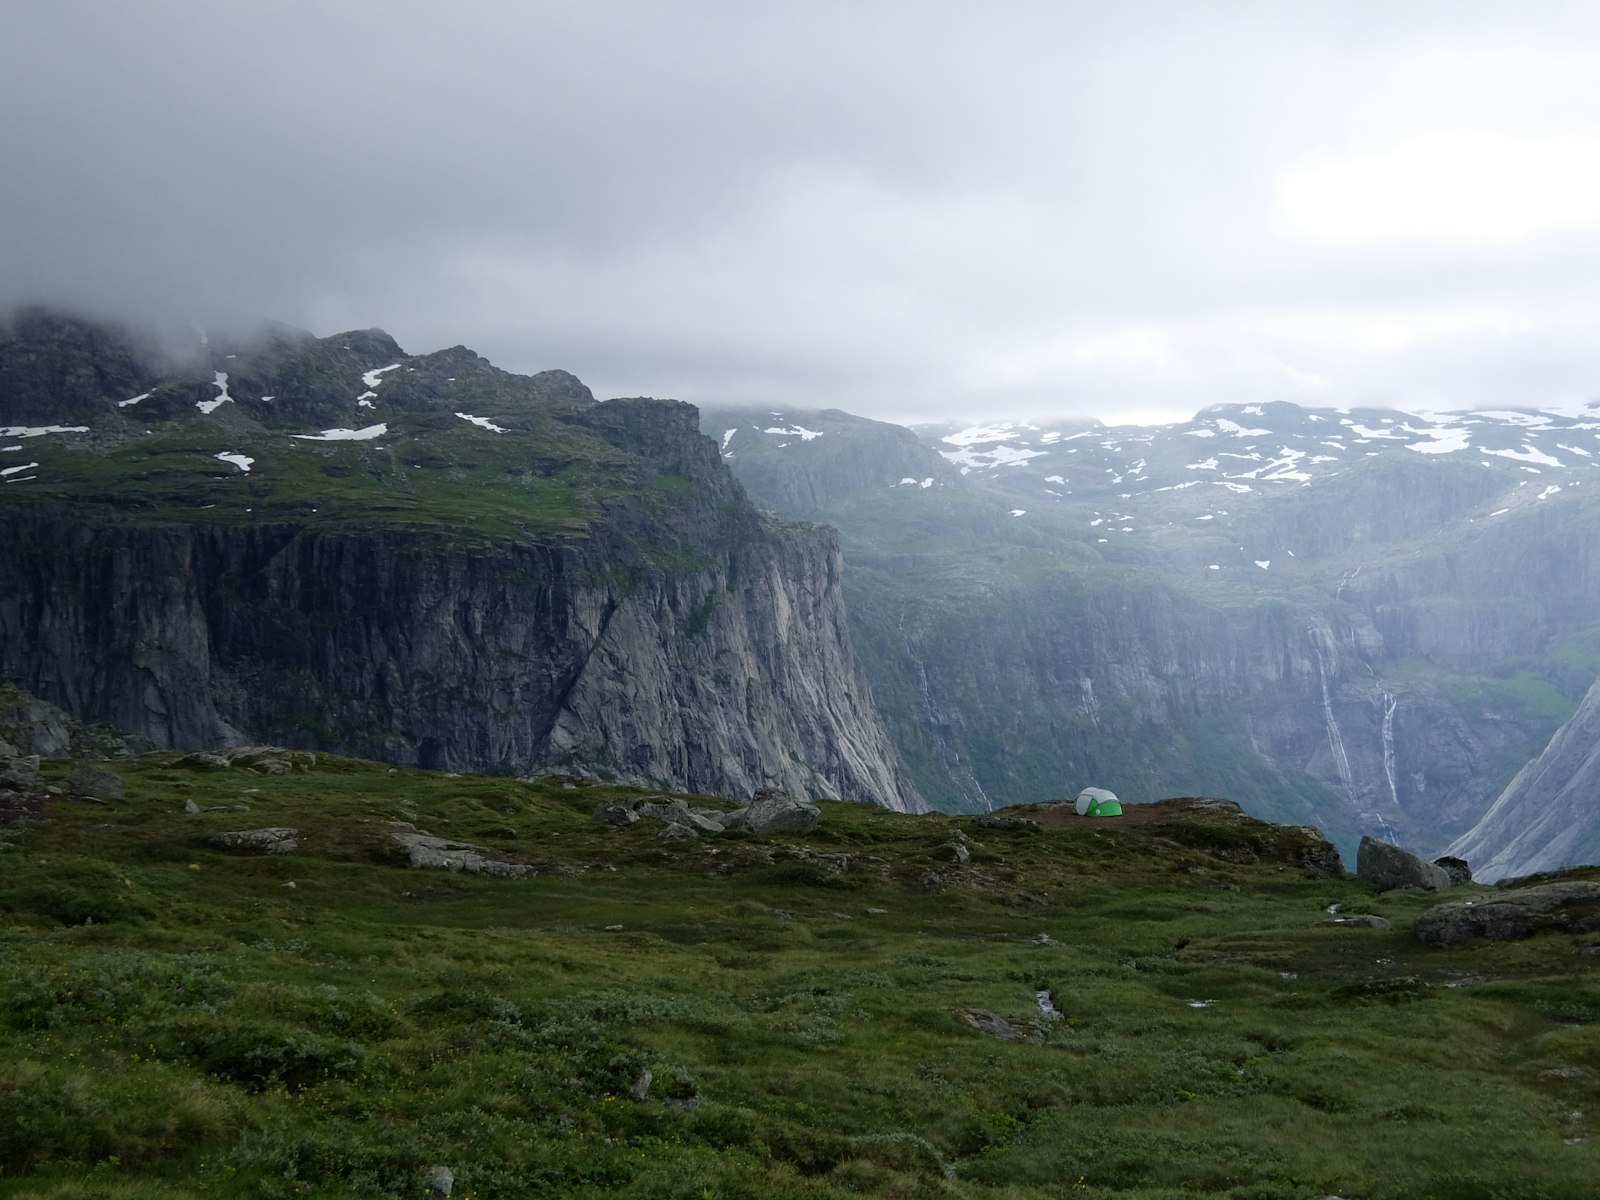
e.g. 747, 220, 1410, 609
1, 756, 1596, 1197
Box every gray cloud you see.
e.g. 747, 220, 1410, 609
6, 0, 1600, 423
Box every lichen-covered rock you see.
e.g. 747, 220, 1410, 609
1357, 836, 1451, 891
0, 754, 40, 795
738, 788, 821, 835
208, 827, 298, 855
64, 764, 123, 803
1414, 881, 1600, 947
388, 824, 532, 879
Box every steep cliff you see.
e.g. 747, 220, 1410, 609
702, 402, 1600, 861
0, 312, 920, 810
1446, 674, 1600, 881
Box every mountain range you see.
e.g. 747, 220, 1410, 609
5, 305, 1600, 877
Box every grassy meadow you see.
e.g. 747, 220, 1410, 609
2, 754, 1598, 1199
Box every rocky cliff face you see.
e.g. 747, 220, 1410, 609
702, 402, 1600, 862
1446, 674, 1600, 881
0, 311, 920, 811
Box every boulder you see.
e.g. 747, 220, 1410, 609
64, 764, 124, 803
388, 824, 533, 879
208, 827, 298, 855
174, 752, 231, 771
740, 787, 821, 835
1433, 856, 1473, 887
0, 754, 40, 795
591, 801, 640, 826
1357, 836, 1451, 891
1414, 881, 1600, 948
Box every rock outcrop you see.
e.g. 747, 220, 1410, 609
1414, 880, 1600, 947
1357, 836, 1452, 891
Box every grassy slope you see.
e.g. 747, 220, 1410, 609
3, 758, 1599, 1200
0, 415, 633, 544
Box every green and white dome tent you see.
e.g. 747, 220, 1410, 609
1074, 787, 1123, 817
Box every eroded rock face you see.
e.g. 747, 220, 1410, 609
1357, 836, 1451, 891
1414, 881, 1600, 947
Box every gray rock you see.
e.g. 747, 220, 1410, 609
657, 822, 698, 840
629, 1069, 653, 1101
0, 754, 40, 794
957, 1009, 1041, 1043
1433, 856, 1473, 887
1357, 836, 1452, 891
64, 764, 123, 803
950, 842, 971, 865
208, 827, 298, 855
742, 788, 821, 835
426, 1165, 454, 1197
1327, 914, 1393, 929
184, 798, 201, 814
1414, 881, 1600, 947
591, 801, 640, 826
174, 752, 231, 771
388, 824, 533, 879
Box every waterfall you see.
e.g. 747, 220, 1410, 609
1379, 689, 1399, 811
1308, 625, 1354, 798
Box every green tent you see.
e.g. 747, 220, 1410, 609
1074, 787, 1123, 817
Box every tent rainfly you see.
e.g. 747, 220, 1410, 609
1074, 787, 1123, 817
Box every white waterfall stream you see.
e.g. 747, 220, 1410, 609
1379, 689, 1399, 810
1308, 626, 1355, 798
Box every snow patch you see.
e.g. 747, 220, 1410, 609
361, 363, 402, 389
455, 412, 506, 433
197, 372, 233, 415
1481, 444, 1563, 468
1, 424, 90, 438
0, 461, 40, 477
1215, 418, 1271, 436
765, 424, 824, 441
118, 391, 152, 408
1010, 509, 1027, 517
1406, 427, 1472, 454
1186, 458, 1218, 471
214, 452, 254, 473
1044, 474, 1065, 484
291, 424, 388, 442
939, 444, 1046, 469
722, 428, 737, 449
1255, 560, 1271, 570
1538, 485, 1563, 500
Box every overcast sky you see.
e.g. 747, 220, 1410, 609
6, 1, 1600, 424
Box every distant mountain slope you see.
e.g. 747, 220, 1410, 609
1447, 674, 1600, 881
701, 398, 1600, 867
0, 309, 920, 811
